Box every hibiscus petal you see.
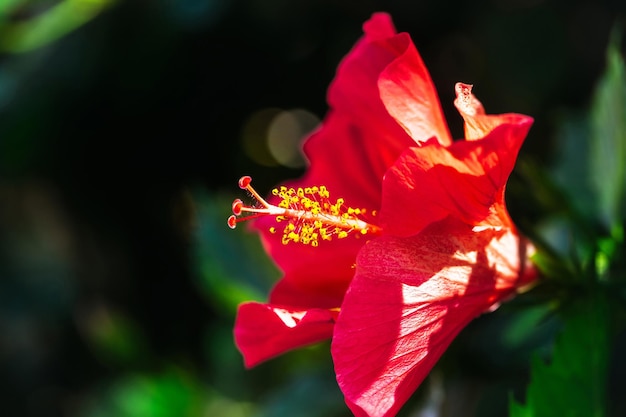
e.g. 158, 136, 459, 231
378, 38, 452, 145
264, 232, 362, 309
381, 115, 533, 237
252, 167, 371, 309
303, 13, 418, 205
253, 12, 429, 304
362, 12, 397, 40
454, 82, 527, 141
234, 302, 338, 368
331, 219, 534, 417
299, 112, 404, 212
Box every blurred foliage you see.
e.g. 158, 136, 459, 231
510, 294, 610, 417
191, 189, 279, 315
590, 29, 626, 233
0, 0, 117, 53
0, 0, 625, 417
506, 30, 626, 417
82, 368, 206, 417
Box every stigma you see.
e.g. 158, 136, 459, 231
228, 176, 382, 246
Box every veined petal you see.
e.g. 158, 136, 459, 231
378, 37, 452, 145
381, 115, 533, 237
331, 218, 535, 417
235, 302, 338, 368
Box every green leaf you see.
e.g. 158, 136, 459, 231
590, 29, 626, 230
510, 293, 610, 417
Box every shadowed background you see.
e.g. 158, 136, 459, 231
0, 0, 624, 416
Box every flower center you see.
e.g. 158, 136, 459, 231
228, 176, 382, 246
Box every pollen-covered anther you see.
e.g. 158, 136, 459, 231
232, 199, 244, 216
238, 176, 252, 189
227, 175, 382, 245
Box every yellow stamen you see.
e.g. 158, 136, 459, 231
228, 176, 382, 246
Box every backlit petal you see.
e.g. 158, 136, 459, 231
332, 218, 535, 417
379, 38, 452, 145
381, 115, 533, 237
454, 82, 527, 141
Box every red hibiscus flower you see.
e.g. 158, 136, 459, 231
229, 12, 536, 417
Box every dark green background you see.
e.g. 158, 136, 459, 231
0, 1, 624, 416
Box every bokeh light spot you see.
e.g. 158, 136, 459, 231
240, 107, 282, 167
267, 108, 319, 168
